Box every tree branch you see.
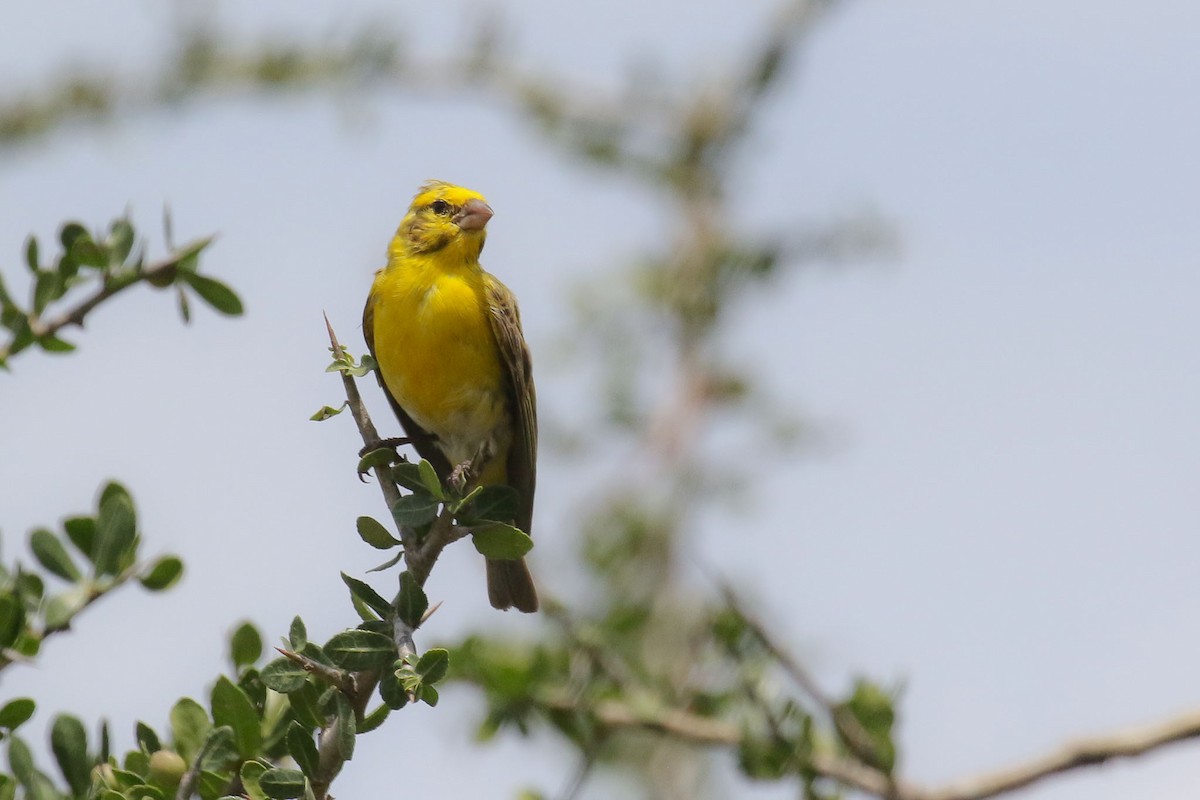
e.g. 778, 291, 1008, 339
913, 707, 1200, 800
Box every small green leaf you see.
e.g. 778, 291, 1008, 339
332, 694, 355, 761
198, 726, 239, 773
7, 735, 37, 788
210, 676, 262, 758
285, 723, 318, 780
0, 594, 24, 648
94, 482, 137, 577
108, 219, 135, 265
358, 704, 390, 734
258, 768, 306, 799
183, 272, 244, 316
136, 721, 161, 753
29, 529, 80, 581
391, 493, 439, 528
177, 286, 191, 323
240, 760, 268, 800
340, 573, 391, 618
378, 668, 408, 710
324, 629, 395, 671
416, 459, 444, 498
63, 516, 97, 560
415, 648, 449, 685
470, 523, 534, 560
286, 683, 324, 730
356, 448, 396, 476
389, 460, 427, 492
230, 621, 263, 668
260, 658, 308, 694
289, 616, 307, 651
309, 404, 344, 421
418, 683, 439, 707
355, 516, 400, 549
24, 236, 39, 272
50, 714, 90, 797
456, 484, 520, 524
168, 698, 211, 764
394, 571, 427, 628
43, 586, 88, 631
37, 334, 75, 353
140, 556, 184, 591
0, 699, 35, 730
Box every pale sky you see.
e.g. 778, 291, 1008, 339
2, 2, 1199, 799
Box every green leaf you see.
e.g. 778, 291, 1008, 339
136, 721, 161, 753
124, 749, 149, 776
210, 676, 262, 759
355, 448, 396, 476
258, 768, 306, 799
140, 555, 184, 591
260, 658, 307, 693
50, 714, 91, 796
24, 236, 39, 272
284, 723, 318, 780
324, 629, 395, 671
168, 698, 211, 764
108, 219, 135, 265
94, 482, 137, 577
389, 460, 427, 492
196, 768, 230, 800
29, 529, 81, 581
286, 683, 323, 730
340, 573, 391, 618
37, 334, 75, 353
198, 726, 239, 773
289, 616, 308, 651
332, 694, 355, 761
415, 648, 449, 685
358, 704, 390, 734
32, 270, 63, 314
43, 586, 88, 631
0, 699, 35, 730
394, 571, 427, 628
173, 236, 214, 273
378, 668, 408, 710
471, 523, 534, 560
355, 516, 400, 549
63, 516, 97, 560
183, 272, 244, 316
390, 493, 440, 528
416, 459, 444, 498
456, 484, 520, 524
6, 735, 37, 788
177, 286, 191, 323
230, 621, 263, 668
240, 760, 269, 800
418, 683, 439, 707
309, 404, 344, 421
0, 593, 23, 649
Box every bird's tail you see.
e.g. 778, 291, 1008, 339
486, 558, 538, 613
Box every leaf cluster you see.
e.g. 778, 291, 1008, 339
0, 216, 240, 367
0, 482, 182, 672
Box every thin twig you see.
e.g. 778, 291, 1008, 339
912, 707, 1200, 800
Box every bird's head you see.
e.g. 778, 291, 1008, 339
391, 180, 494, 263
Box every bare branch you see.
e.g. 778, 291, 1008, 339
914, 707, 1200, 800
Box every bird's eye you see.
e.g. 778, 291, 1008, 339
430, 200, 452, 216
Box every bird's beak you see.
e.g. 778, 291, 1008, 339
454, 199, 494, 232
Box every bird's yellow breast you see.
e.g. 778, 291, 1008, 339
369, 254, 509, 465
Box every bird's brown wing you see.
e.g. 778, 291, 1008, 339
362, 279, 453, 478
483, 273, 537, 535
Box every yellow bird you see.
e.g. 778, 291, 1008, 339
363, 181, 538, 613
